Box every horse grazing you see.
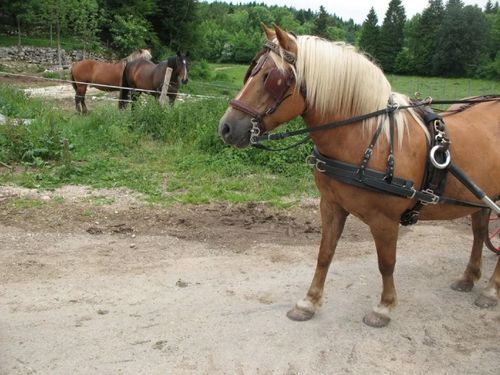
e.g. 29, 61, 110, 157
69, 49, 152, 114
219, 24, 500, 327
118, 52, 189, 109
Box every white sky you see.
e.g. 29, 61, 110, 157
203, 1, 491, 24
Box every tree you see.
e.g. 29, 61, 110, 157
485, 0, 494, 13
110, 15, 152, 54
412, 0, 445, 75
70, 0, 100, 57
378, 0, 406, 72
149, 0, 198, 51
358, 7, 380, 61
313, 5, 330, 38
2, 0, 36, 50
433, 1, 489, 76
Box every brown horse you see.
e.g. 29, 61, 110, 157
118, 52, 189, 109
69, 49, 152, 114
219, 24, 500, 327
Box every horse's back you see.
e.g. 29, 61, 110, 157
442, 100, 500, 199
124, 59, 158, 90
71, 60, 123, 89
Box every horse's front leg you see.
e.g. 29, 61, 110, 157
363, 217, 399, 328
451, 209, 488, 292
287, 199, 348, 321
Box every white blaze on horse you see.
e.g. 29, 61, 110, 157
219, 24, 500, 327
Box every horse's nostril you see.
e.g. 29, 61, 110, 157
221, 123, 231, 137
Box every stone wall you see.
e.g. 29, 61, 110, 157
0, 46, 106, 66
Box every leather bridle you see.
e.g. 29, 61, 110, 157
229, 41, 301, 143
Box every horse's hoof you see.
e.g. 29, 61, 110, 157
286, 306, 315, 321
363, 311, 390, 328
450, 279, 474, 292
474, 294, 498, 308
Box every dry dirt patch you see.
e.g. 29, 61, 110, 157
0, 185, 499, 374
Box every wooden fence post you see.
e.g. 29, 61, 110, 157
159, 67, 173, 107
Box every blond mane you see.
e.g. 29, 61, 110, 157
120, 49, 152, 64
271, 35, 426, 147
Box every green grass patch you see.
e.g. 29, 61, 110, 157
388, 75, 500, 101
9, 197, 45, 209
0, 68, 497, 207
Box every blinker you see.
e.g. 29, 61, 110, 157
264, 67, 290, 100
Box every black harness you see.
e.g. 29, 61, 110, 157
307, 108, 488, 226
228, 42, 498, 224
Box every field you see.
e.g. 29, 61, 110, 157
1, 59, 499, 374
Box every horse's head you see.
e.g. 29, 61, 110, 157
175, 51, 190, 84
219, 24, 306, 148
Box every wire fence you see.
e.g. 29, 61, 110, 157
0, 71, 232, 100
1, 70, 498, 105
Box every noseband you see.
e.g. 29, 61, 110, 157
229, 41, 299, 143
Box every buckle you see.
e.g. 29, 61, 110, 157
421, 189, 439, 205
305, 155, 316, 168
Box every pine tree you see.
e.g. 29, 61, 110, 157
433, 0, 488, 76
313, 5, 330, 38
485, 0, 494, 13
378, 0, 407, 72
412, 0, 445, 75
358, 7, 380, 60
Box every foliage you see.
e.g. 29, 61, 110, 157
378, 0, 406, 73
1, 1, 499, 78
433, 1, 489, 77
110, 15, 152, 54
358, 7, 380, 60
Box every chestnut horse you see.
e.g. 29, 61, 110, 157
219, 25, 500, 327
69, 49, 152, 114
118, 52, 189, 108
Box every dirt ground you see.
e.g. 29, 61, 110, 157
0, 185, 499, 375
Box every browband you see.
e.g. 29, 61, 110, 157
264, 41, 296, 65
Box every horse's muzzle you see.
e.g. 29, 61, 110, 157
218, 115, 252, 148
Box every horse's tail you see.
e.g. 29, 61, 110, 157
119, 63, 130, 109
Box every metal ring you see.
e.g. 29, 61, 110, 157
429, 145, 451, 169
305, 155, 316, 167
315, 160, 326, 173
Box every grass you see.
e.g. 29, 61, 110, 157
0, 62, 498, 207
0, 35, 88, 51
388, 75, 500, 101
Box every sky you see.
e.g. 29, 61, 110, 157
203, 1, 491, 24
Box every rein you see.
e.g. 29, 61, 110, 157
250, 97, 500, 151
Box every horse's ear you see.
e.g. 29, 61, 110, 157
261, 22, 275, 41
273, 24, 296, 53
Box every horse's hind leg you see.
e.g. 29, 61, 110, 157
476, 255, 500, 307
363, 218, 399, 328
287, 199, 348, 321
451, 209, 488, 292
81, 95, 88, 114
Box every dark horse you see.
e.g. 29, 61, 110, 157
69, 49, 152, 114
219, 24, 500, 327
119, 52, 189, 108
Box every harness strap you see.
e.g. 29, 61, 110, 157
310, 147, 488, 219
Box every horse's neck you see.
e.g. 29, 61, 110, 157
303, 111, 368, 161
161, 60, 179, 82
